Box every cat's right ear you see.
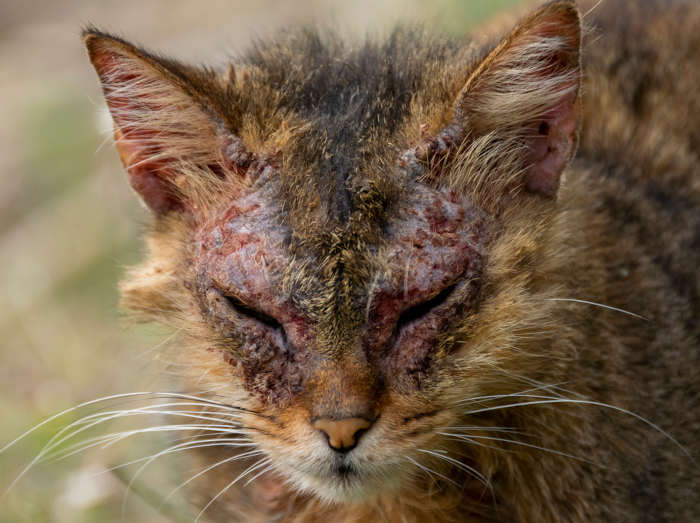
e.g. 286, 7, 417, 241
83, 30, 250, 216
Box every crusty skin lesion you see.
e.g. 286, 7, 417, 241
84, 0, 700, 521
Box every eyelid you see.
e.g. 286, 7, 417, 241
396, 282, 458, 329
224, 294, 282, 329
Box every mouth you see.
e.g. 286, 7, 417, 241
334, 459, 357, 478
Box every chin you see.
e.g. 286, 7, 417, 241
287, 462, 402, 504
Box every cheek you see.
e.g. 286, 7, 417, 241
178, 346, 251, 403
252, 412, 330, 474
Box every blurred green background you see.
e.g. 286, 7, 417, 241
0, 1, 527, 521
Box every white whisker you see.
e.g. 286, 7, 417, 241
194, 457, 272, 522
45, 425, 248, 464
417, 448, 491, 491
43, 424, 249, 468
2, 396, 251, 499
244, 461, 275, 486
404, 455, 459, 488
40, 404, 244, 460
1, 391, 243, 454
457, 383, 570, 405
437, 432, 504, 452
442, 432, 594, 464
483, 365, 585, 400
545, 298, 648, 320
44, 401, 243, 445
161, 449, 264, 506
582, 0, 606, 19
121, 439, 257, 515
93, 437, 253, 475
464, 395, 693, 462
444, 426, 521, 433
137, 328, 182, 359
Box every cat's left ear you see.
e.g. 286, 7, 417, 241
416, 1, 581, 202
84, 30, 249, 216
460, 1, 581, 198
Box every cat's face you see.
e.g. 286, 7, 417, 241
85, 1, 581, 503
192, 166, 484, 499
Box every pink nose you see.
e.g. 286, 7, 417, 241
313, 417, 373, 452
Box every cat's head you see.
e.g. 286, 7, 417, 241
85, 1, 581, 502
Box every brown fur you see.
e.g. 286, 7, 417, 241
84, 1, 699, 521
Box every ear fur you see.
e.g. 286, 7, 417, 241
83, 30, 237, 216
451, 1, 582, 202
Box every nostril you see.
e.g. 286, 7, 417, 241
312, 417, 373, 453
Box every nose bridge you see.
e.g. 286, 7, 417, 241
308, 351, 379, 420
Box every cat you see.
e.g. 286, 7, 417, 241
76, 0, 700, 521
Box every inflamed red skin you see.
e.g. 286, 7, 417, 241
195, 157, 486, 406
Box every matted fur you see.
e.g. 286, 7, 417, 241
82, 1, 699, 521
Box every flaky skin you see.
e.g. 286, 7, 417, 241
84, 1, 699, 521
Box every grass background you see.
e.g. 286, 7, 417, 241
0, 1, 528, 521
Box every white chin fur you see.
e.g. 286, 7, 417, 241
285, 465, 401, 504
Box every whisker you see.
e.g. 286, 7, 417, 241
457, 383, 570, 405
444, 426, 522, 433
244, 461, 276, 486
54, 423, 248, 458
5, 412, 247, 499
195, 369, 211, 386
416, 448, 491, 492
0, 392, 155, 455
404, 455, 460, 488
463, 395, 693, 462
482, 365, 586, 400
442, 432, 594, 464
40, 401, 245, 448
94, 437, 254, 475
194, 457, 272, 522
437, 432, 505, 452
161, 449, 264, 506
582, 0, 606, 19
1, 391, 248, 454
39, 404, 245, 461
121, 439, 257, 515
545, 297, 648, 321
137, 328, 183, 359
45, 426, 249, 464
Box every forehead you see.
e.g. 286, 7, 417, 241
232, 28, 464, 224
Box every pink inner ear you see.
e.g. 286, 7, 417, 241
525, 90, 579, 197
89, 42, 253, 216
448, 3, 581, 201
90, 47, 184, 214
114, 127, 182, 215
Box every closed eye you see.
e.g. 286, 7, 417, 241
396, 282, 458, 330
224, 294, 283, 331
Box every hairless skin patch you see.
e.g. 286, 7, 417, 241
195, 171, 315, 405
365, 183, 484, 385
